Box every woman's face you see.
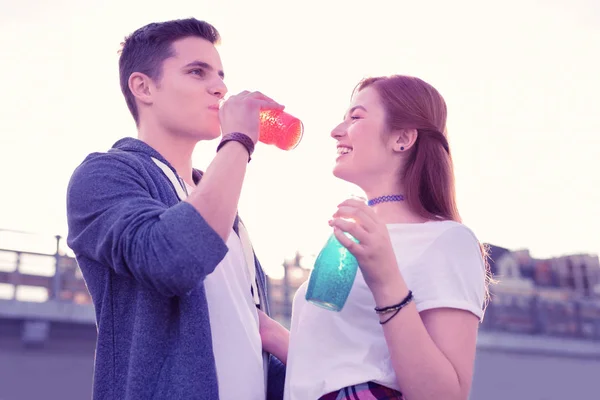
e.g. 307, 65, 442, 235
330, 86, 397, 189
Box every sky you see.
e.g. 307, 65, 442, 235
0, 0, 599, 279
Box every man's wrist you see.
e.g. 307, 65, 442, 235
215, 140, 251, 161
217, 132, 255, 162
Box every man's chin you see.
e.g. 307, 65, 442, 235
205, 131, 222, 141
190, 128, 221, 142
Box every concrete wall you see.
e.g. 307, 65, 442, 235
0, 319, 95, 400
471, 349, 600, 400
1, 302, 599, 400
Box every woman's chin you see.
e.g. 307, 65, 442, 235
332, 165, 355, 184
332, 165, 343, 179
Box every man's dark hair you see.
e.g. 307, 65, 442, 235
118, 18, 221, 125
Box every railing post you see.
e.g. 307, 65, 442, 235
11, 251, 21, 301
282, 261, 291, 323
52, 235, 62, 300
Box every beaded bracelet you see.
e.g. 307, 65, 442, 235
375, 290, 414, 325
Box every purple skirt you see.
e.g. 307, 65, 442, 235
319, 382, 405, 400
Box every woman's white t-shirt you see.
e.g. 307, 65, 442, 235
284, 220, 486, 400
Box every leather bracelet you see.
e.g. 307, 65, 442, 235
217, 132, 255, 162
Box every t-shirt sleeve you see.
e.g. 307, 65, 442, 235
410, 225, 486, 320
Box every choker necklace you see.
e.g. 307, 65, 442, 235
367, 194, 405, 207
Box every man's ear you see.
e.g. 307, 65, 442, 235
128, 72, 154, 106
391, 128, 418, 152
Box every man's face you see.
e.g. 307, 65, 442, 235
149, 37, 227, 141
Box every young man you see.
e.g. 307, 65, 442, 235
66, 18, 289, 400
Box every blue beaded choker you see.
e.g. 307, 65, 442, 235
367, 194, 405, 206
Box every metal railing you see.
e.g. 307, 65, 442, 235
268, 252, 600, 342
1, 231, 599, 342
0, 233, 91, 304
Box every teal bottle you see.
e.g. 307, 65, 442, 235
305, 233, 359, 312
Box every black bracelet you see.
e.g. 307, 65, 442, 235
374, 290, 413, 314
375, 290, 414, 325
380, 308, 402, 325
217, 132, 255, 162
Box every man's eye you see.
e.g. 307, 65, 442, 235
190, 69, 205, 76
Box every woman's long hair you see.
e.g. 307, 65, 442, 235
356, 75, 493, 304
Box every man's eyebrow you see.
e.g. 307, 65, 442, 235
183, 60, 225, 79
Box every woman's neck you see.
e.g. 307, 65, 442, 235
368, 201, 430, 224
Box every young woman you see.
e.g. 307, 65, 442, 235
281, 75, 490, 400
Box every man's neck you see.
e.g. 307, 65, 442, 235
138, 124, 197, 186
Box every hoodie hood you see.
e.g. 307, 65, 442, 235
111, 137, 203, 183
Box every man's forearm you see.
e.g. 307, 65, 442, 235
186, 141, 249, 241
267, 323, 289, 365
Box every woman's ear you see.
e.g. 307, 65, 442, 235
391, 128, 418, 152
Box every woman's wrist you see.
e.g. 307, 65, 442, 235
369, 272, 410, 308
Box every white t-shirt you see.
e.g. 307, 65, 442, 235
183, 183, 265, 400
284, 220, 486, 400
204, 229, 265, 400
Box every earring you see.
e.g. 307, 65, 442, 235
400, 146, 405, 151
